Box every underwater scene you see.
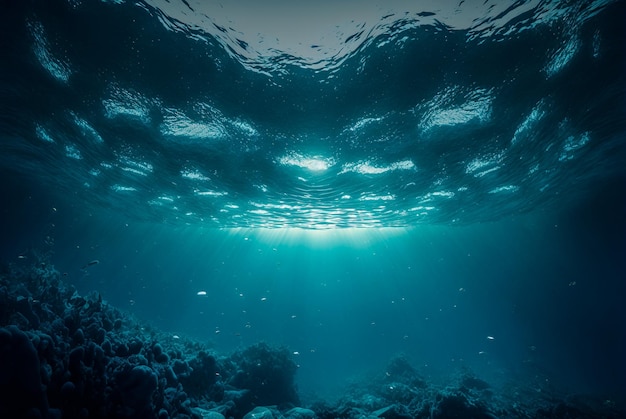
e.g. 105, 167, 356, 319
1, 0, 626, 418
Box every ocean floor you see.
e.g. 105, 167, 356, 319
1, 254, 624, 419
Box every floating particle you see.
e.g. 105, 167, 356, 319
197, 291, 207, 296
82, 260, 100, 269
487, 336, 495, 340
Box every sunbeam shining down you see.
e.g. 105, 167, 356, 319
1, 0, 625, 418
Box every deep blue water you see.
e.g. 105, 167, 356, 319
2, 0, 626, 410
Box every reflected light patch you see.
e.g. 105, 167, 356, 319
278, 153, 335, 172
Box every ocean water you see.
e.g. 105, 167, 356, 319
2, 0, 626, 415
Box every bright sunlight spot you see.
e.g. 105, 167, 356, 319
228, 227, 408, 248
278, 153, 335, 172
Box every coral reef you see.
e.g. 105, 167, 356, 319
0, 257, 624, 418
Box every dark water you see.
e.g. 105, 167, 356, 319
2, 0, 626, 408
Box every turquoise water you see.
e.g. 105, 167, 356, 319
2, 0, 626, 407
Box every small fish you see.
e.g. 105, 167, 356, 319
82, 260, 100, 269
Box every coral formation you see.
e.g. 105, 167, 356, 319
0, 258, 624, 418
